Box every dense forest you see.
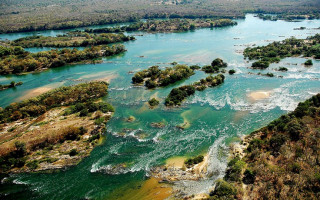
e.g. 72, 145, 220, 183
11, 32, 135, 48
244, 34, 320, 69
0, 0, 319, 33
0, 44, 126, 75
0, 81, 114, 172
210, 93, 320, 199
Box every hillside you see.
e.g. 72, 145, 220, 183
0, 0, 319, 33
210, 93, 320, 199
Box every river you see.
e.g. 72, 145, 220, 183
0, 14, 319, 200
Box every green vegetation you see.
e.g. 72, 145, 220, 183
305, 59, 313, 65
1, 0, 318, 33
0, 141, 27, 171
224, 156, 246, 182
165, 74, 225, 106
278, 67, 288, 71
202, 58, 227, 73
193, 74, 225, 91
148, 98, 160, 107
165, 85, 196, 106
0, 44, 126, 75
184, 155, 204, 168
0, 82, 113, 172
84, 18, 237, 33
228, 69, 236, 75
0, 81, 110, 123
69, 149, 78, 156
0, 81, 23, 91
244, 34, 320, 69
132, 65, 195, 88
256, 72, 274, 77
251, 60, 270, 69
211, 93, 320, 199
11, 32, 135, 48
257, 13, 320, 21
209, 179, 237, 199
190, 65, 201, 70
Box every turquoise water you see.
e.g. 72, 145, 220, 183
0, 14, 320, 199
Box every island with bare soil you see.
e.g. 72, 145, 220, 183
0, 81, 114, 173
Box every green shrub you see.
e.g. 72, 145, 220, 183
190, 65, 201, 70
184, 155, 204, 167
210, 179, 237, 197
69, 149, 78, 156
225, 156, 246, 182
304, 59, 313, 65
26, 160, 39, 170
268, 134, 288, 154
148, 98, 159, 107
94, 117, 105, 125
228, 69, 236, 75
252, 61, 269, 69
79, 109, 89, 117
278, 67, 288, 71
243, 169, 256, 184
289, 162, 301, 174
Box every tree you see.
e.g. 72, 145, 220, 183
189, 23, 196, 30
304, 59, 313, 66
252, 61, 269, 69
211, 58, 227, 68
228, 69, 236, 75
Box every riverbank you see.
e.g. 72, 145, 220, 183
209, 93, 320, 199
0, 81, 114, 173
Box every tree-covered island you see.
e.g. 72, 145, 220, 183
11, 32, 135, 48
0, 44, 126, 75
244, 34, 320, 69
132, 65, 195, 89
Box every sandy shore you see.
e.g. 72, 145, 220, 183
18, 82, 65, 101
152, 154, 209, 182
248, 90, 271, 101
109, 177, 172, 200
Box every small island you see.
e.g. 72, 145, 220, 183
0, 81, 114, 173
0, 81, 23, 91
202, 58, 228, 73
244, 34, 320, 69
132, 65, 195, 88
11, 32, 135, 48
0, 44, 126, 75
148, 98, 160, 108
165, 74, 225, 106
